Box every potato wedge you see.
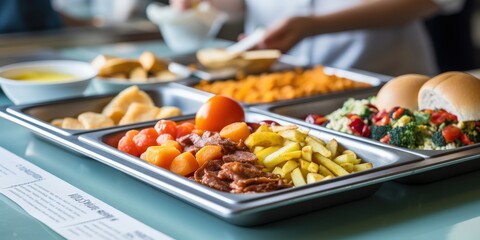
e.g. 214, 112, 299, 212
156, 106, 182, 119
118, 103, 161, 125
138, 51, 168, 72
61, 117, 84, 129
78, 112, 115, 129
98, 58, 142, 77
102, 86, 154, 121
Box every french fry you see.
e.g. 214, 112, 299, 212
263, 142, 300, 168
277, 129, 307, 142
340, 162, 354, 173
281, 160, 298, 177
305, 136, 331, 157
301, 145, 313, 162
291, 168, 306, 187
326, 139, 338, 158
353, 162, 373, 172
318, 165, 334, 177
307, 162, 319, 173
256, 146, 281, 163
314, 153, 349, 176
333, 153, 357, 165
244, 132, 283, 148
306, 173, 324, 184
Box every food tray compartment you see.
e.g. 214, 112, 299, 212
3, 82, 213, 137
252, 89, 480, 166
77, 111, 422, 225
181, 65, 390, 106
169, 53, 295, 80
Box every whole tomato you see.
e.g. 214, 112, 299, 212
195, 95, 245, 131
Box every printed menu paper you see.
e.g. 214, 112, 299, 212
0, 147, 172, 240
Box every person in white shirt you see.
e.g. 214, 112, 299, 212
172, 0, 465, 76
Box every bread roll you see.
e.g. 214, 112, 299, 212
375, 74, 430, 111
418, 71, 480, 121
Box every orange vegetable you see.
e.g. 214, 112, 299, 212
176, 122, 196, 138
133, 128, 159, 153
162, 140, 183, 152
156, 133, 174, 145
144, 146, 181, 169
219, 122, 251, 143
170, 152, 199, 176
195, 145, 223, 166
195, 95, 245, 131
118, 130, 140, 157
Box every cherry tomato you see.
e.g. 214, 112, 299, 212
156, 133, 174, 145
461, 134, 474, 145
349, 118, 366, 136
441, 125, 462, 143
133, 128, 159, 153
155, 120, 177, 136
176, 122, 196, 138
305, 114, 328, 126
195, 95, 245, 131
380, 134, 390, 143
392, 108, 405, 119
118, 130, 140, 157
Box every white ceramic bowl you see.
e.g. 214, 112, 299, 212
0, 60, 97, 104
146, 2, 227, 53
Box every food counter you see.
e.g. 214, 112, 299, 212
1, 40, 480, 239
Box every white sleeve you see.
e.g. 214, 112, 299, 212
431, 0, 466, 14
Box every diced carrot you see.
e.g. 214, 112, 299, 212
195, 145, 223, 166
156, 133, 174, 145
170, 152, 199, 176
144, 146, 181, 169
162, 140, 183, 152
219, 122, 251, 143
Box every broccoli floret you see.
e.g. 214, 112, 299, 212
371, 125, 392, 140
466, 129, 480, 143
414, 112, 430, 125
432, 131, 447, 147
388, 122, 417, 148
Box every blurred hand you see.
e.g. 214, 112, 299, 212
257, 16, 313, 53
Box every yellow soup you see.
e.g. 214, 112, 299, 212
11, 71, 76, 82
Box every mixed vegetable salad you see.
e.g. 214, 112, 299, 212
306, 97, 480, 150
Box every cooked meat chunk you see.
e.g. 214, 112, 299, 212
222, 151, 257, 163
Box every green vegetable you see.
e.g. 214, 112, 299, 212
432, 131, 447, 147
414, 112, 430, 125
388, 122, 418, 148
371, 125, 392, 140
466, 129, 480, 143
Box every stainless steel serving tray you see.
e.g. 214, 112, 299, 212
179, 65, 391, 107
1, 82, 213, 137
0, 102, 427, 225
252, 90, 480, 183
